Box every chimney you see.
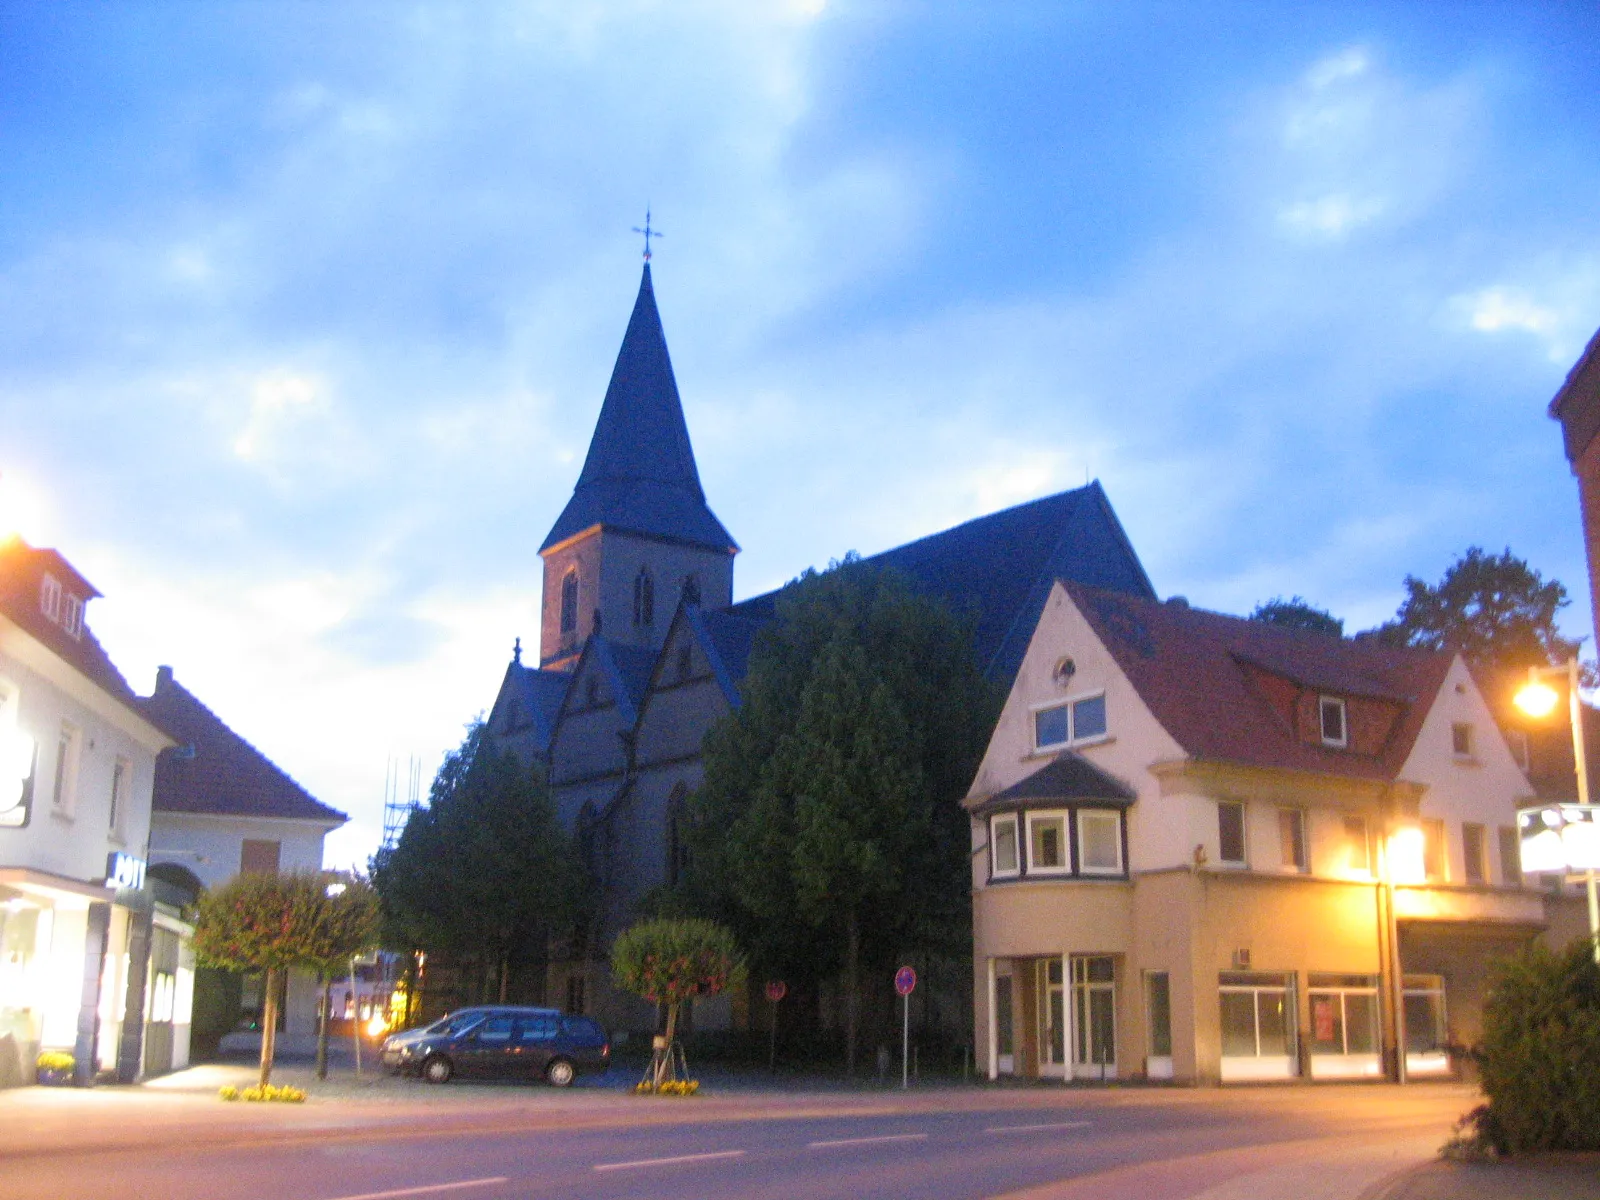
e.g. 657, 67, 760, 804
155, 665, 174, 693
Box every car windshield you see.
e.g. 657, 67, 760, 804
430, 1011, 487, 1037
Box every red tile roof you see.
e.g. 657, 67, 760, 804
141, 667, 346, 824
1066, 582, 1455, 782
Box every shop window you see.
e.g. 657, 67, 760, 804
1402, 975, 1448, 1057
1033, 692, 1108, 751
1077, 809, 1123, 875
1307, 974, 1379, 1058
1217, 800, 1247, 866
1218, 972, 1296, 1065
1343, 816, 1371, 874
989, 814, 1020, 879
1026, 811, 1070, 875
240, 839, 281, 875
1498, 825, 1522, 886
1462, 823, 1487, 884
1422, 819, 1447, 881
1278, 808, 1308, 873
1319, 696, 1347, 747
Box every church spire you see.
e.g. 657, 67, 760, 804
540, 264, 738, 554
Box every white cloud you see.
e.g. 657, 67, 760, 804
233, 370, 324, 461
1277, 193, 1385, 237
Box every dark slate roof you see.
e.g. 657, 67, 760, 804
140, 667, 346, 824
1068, 583, 1454, 782
1549, 324, 1600, 462
492, 658, 571, 755
0, 536, 148, 721
593, 638, 658, 728
969, 752, 1138, 815
729, 481, 1154, 687
690, 605, 761, 708
541, 264, 738, 554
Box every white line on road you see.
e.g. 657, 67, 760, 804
808, 1133, 930, 1149
323, 1179, 509, 1200
593, 1150, 747, 1172
984, 1121, 1092, 1134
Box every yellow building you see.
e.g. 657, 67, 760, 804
970, 581, 1583, 1086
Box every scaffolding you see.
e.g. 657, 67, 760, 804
380, 755, 424, 851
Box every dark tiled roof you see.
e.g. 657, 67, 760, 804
541, 265, 738, 554
1068, 583, 1454, 782
970, 751, 1137, 815
0, 537, 145, 716
730, 482, 1155, 687
594, 638, 658, 728
140, 667, 346, 824
1549, 325, 1600, 462
493, 660, 571, 754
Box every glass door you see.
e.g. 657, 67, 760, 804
1072, 956, 1116, 1079
1035, 959, 1066, 1078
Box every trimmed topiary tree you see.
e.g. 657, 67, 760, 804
1468, 938, 1600, 1153
611, 917, 743, 1091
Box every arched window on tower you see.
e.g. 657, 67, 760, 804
633, 568, 655, 628
681, 574, 700, 605
560, 569, 579, 635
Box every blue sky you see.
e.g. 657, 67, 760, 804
3, 2, 1598, 866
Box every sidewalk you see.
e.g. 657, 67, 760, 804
1372, 1155, 1600, 1200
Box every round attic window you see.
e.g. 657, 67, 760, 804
1052, 657, 1076, 688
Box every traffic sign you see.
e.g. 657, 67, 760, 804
895, 965, 917, 997
765, 980, 787, 1003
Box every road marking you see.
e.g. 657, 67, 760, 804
323, 1179, 508, 1200
593, 1150, 746, 1172
984, 1121, 1092, 1134
808, 1133, 930, 1149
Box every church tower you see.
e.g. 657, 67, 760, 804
538, 263, 738, 670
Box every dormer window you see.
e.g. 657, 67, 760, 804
1319, 696, 1347, 748
38, 573, 82, 640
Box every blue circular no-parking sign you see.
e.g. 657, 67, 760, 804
895, 965, 917, 997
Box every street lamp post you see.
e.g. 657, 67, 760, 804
1514, 656, 1600, 964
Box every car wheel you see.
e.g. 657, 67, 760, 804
545, 1058, 576, 1088
422, 1055, 454, 1084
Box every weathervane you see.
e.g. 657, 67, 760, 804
632, 208, 663, 262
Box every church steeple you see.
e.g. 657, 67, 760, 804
541, 264, 738, 555
538, 262, 738, 670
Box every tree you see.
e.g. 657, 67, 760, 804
194, 871, 344, 1087
1367, 547, 1580, 672
685, 558, 998, 1073
1250, 596, 1343, 638
371, 722, 587, 1009
611, 917, 742, 1089
301, 874, 382, 1081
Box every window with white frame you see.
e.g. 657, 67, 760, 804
989, 814, 1020, 879
60, 593, 82, 639
1319, 696, 1347, 747
1033, 692, 1109, 751
1077, 809, 1123, 874
1026, 811, 1070, 874
1278, 807, 1308, 873
51, 722, 79, 817
1342, 816, 1371, 874
109, 757, 130, 839
39, 573, 61, 622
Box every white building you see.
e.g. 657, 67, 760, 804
0, 537, 194, 1087
142, 666, 346, 1046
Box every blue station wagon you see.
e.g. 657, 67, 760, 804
382, 1008, 610, 1087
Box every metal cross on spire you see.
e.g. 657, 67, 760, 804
632, 208, 663, 262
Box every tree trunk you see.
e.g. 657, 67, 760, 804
315, 974, 331, 1081
258, 966, 280, 1089
845, 912, 860, 1076
654, 1001, 680, 1089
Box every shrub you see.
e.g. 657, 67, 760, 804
35, 1051, 74, 1072
1469, 938, 1600, 1153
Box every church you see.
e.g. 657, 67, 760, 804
484, 260, 1157, 1027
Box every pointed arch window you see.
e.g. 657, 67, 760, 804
560, 569, 579, 635
681, 574, 700, 605
633, 568, 655, 628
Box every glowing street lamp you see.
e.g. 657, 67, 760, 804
1513, 657, 1599, 964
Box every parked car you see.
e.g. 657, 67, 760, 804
383, 1008, 609, 1087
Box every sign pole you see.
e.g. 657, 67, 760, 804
894, 966, 916, 1090
764, 981, 787, 1074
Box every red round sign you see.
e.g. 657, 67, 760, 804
765, 980, 787, 1003
894, 966, 917, 996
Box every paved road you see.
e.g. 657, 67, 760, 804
0, 1083, 1471, 1200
